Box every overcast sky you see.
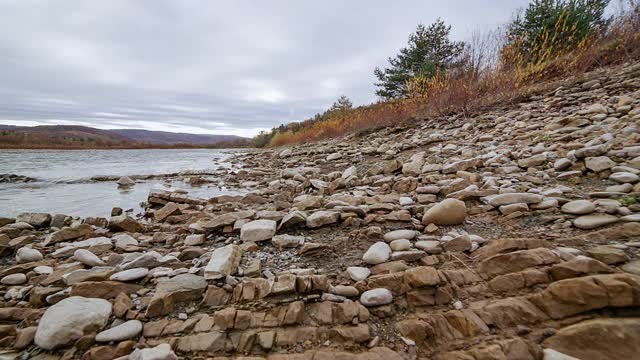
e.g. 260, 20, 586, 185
0, 0, 530, 137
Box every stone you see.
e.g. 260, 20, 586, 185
543, 318, 640, 360
146, 274, 207, 317
585, 156, 616, 172
129, 343, 177, 360
95, 320, 142, 342
109, 215, 144, 233
415, 240, 442, 254
184, 234, 205, 246
479, 248, 560, 278
113, 233, 139, 249
622, 260, 640, 275
421, 198, 466, 226
272, 234, 305, 248
543, 349, 581, 360
360, 288, 393, 307
561, 200, 596, 215
44, 224, 93, 246
240, 219, 277, 242
306, 211, 340, 228
16, 212, 51, 228
117, 176, 135, 186
443, 234, 472, 252
347, 267, 370, 281
484, 193, 543, 207
204, 244, 242, 280
154, 202, 181, 222
1, 273, 27, 285
403, 266, 440, 287
383, 229, 418, 242
610, 172, 639, 183
390, 239, 411, 251
573, 214, 619, 229
34, 296, 112, 350
363, 242, 392, 265
73, 249, 106, 267
585, 246, 629, 264
16, 247, 43, 263
110, 268, 149, 281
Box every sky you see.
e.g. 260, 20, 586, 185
0, 0, 531, 137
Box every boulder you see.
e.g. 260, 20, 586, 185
109, 215, 144, 233
95, 320, 142, 342
543, 318, 640, 360
34, 296, 112, 350
484, 193, 543, 207
204, 245, 242, 280
383, 229, 418, 242
561, 200, 596, 215
240, 219, 277, 242
117, 176, 135, 186
44, 224, 93, 246
146, 274, 207, 317
360, 288, 393, 307
306, 211, 340, 228
73, 249, 106, 267
16, 212, 51, 228
16, 247, 43, 263
129, 343, 177, 360
573, 214, 619, 230
363, 242, 391, 265
421, 199, 466, 226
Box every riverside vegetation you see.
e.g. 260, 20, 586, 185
4, 1, 640, 360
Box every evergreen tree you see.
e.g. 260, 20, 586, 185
374, 19, 465, 99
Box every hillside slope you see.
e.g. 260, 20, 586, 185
0, 125, 249, 148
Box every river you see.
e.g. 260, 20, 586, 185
0, 149, 244, 218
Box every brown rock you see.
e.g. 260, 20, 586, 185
478, 248, 560, 278
543, 318, 640, 360
71, 281, 142, 299
146, 274, 207, 317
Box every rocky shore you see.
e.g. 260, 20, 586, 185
2, 62, 640, 360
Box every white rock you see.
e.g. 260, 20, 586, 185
415, 240, 442, 254
240, 220, 277, 242
272, 234, 305, 248
113, 233, 139, 249
34, 296, 112, 350
184, 234, 205, 246
561, 200, 596, 215
360, 288, 393, 306
1, 273, 27, 285
306, 211, 340, 228
95, 320, 142, 342
484, 193, 543, 207
326, 153, 342, 161
110, 268, 148, 282
362, 242, 391, 265
129, 343, 178, 360
16, 247, 43, 263
34, 266, 53, 275
73, 249, 106, 267
390, 239, 411, 251
383, 229, 418, 242
342, 165, 357, 179
542, 349, 580, 360
204, 244, 242, 280
346, 266, 370, 281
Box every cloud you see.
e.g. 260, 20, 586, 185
0, 0, 530, 137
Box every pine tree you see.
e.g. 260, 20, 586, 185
374, 19, 465, 99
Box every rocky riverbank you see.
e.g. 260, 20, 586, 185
2, 62, 640, 360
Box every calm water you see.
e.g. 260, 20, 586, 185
0, 149, 243, 218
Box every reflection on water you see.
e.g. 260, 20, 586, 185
0, 149, 244, 218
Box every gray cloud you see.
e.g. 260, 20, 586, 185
0, 0, 529, 137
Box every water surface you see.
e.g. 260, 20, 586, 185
0, 149, 243, 218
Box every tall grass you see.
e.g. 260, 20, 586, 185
263, 1, 640, 147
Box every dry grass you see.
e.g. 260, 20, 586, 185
265, 2, 640, 147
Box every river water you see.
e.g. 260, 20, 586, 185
0, 149, 243, 218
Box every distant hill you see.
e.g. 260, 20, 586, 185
111, 128, 244, 145
0, 125, 250, 149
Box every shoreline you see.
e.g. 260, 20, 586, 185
1, 62, 640, 359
